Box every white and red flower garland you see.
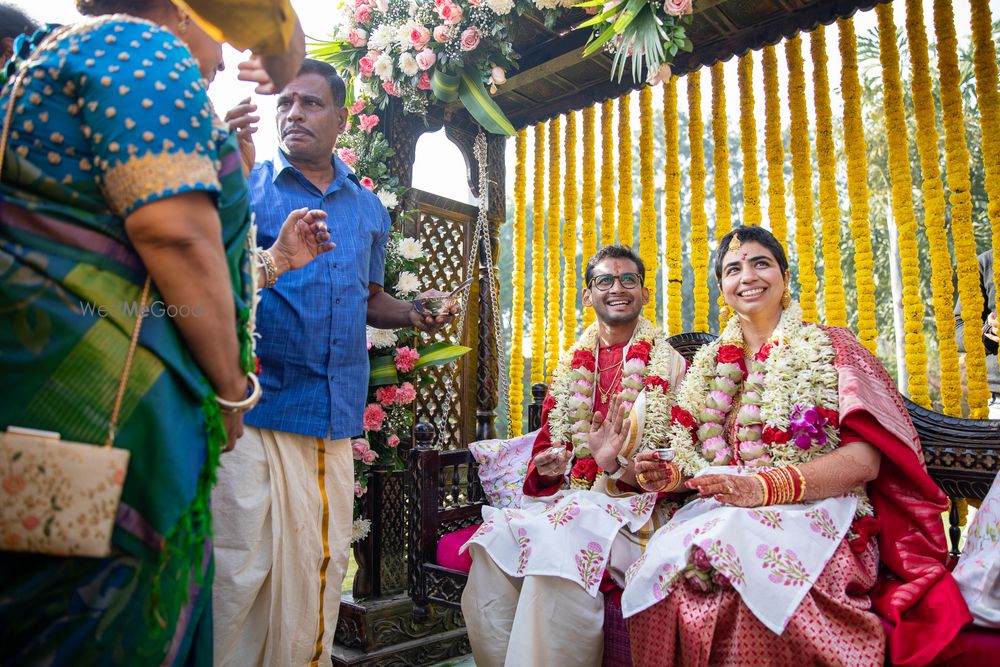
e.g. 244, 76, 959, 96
547, 317, 681, 489
667, 302, 842, 476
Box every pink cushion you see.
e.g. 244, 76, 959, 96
881, 616, 1000, 666
436, 524, 480, 574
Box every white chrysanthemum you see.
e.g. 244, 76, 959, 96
397, 237, 423, 260
485, 0, 515, 14
394, 270, 420, 295
377, 189, 399, 209
351, 518, 372, 543
368, 25, 395, 51
533, 0, 561, 9
366, 326, 398, 349
396, 21, 416, 47
373, 53, 394, 81
398, 51, 419, 77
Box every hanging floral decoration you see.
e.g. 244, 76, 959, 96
663, 76, 683, 336
545, 115, 563, 372
876, 5, 930, 409
563, 111, 579, 348
577, 0, 695, 83
581, 105, 598, 330
932, 0, 990, 417
688, 71, 710, 333
509, 129, 528, 435
638, 86, 658, 322
711, 62, 731, 331
617, 94, 634, 247
837, 20, 878, 355
810, 26, 846, 328
762, 45, 787, 248
531, 122, 547, 385
902, 0, 960, 415
600, 99, 617, 247
738, 52, 761, 229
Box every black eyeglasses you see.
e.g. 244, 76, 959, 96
589, 272, 642, 291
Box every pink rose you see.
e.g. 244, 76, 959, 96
363, 404, 387, 431
647, 62, 672, 85
437, 2, 463, 25
395, 381, 417, 405
359, 176, 376, 191
409, 25, 431, 50
362, 449, 379, 464
336, 147, 358, 168
348, 28, 368, 48
358, 55, 375, 78
417, 72, 431, 90
663, 0, 693, 16
351, 438, 370, 460
355, 5, 372, 23
354, 481, 366, 497
376, 384, 398, 406
459, 26, 481, 52
394, 346, 420, 372
358, 113, 380, 132
433, 25, 454, 42
415, 48, 437, 71
382, 80, 400, 96
490, 65, 506, 84
388, 434, 401, 448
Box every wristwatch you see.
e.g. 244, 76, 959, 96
606, 453, 631, 480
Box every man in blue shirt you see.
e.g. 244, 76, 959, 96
212, 59, 451, 667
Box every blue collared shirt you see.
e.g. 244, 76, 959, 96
245, 151, 390, 439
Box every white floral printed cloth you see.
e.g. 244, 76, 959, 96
620, 466, 857, 634
953, 473, 1000, 628
468, 431, 537, 509
461, 489, 660, 596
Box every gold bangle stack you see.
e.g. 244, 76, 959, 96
258, 249, 279, 289
753, 466, 806, 506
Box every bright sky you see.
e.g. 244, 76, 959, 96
7, 0, 996, 205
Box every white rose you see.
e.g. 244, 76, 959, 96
394, 270, 420, 295
485, 0, 515, 14
397, 237, 423, 260
396, 22, 414, 47
374, 53, 394, 81
377, 189, 399, 209
368, 25, 395, 51
366, 326, 398, 349
398, 51, 419, 77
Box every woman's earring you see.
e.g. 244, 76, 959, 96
178, 14, 190, 34
781, 287, 792, 309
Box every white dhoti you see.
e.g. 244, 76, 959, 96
212, 426, 354, 667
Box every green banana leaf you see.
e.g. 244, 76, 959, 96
369, 354, 400, 387
458, 66, 515, 136
368, 342, 471, 387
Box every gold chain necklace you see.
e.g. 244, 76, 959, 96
597, 362, 625, 402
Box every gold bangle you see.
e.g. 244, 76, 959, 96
216, 372, 262, 415
790, 465, 806, 502
258, 249, 278, 289
753, 473, 769, 506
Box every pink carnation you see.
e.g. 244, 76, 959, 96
376, 384, 398, 406
382, 80, 400, 97
433, 25, 455, 42
387, 434, 401, 448
663, 0, 693, 16
348, 98, 365, 115
415, 48, 437, 71
395, 381, 417, 405
359, 176, 375, 191
363, 404, 387, 431
358, 55, 375, 78
354, 481, 366, 497
394, 346, 420, 372
417, 72, 431, 90
348, 28, 368, 48
358, 113, 380, 132
336, 147, 358, 168
409, 25, 431, 50
459, 26, 481, 52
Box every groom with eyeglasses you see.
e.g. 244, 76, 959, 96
461, 244, 687, 667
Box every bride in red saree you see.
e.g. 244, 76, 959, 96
624, 226, 969, 666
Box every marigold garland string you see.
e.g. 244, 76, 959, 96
664, 77, 683, 336
582, 105, 598, 329
837, 19, 879, 355
711, 63, 731, 330
933, 0, 990, 417
509, 129, 527, 435
763, 45, 788, 250
618, 94, 634, 247
876, 5, 931, 408
545, 115, 562, 377
688, 71, 710, 333
739, 53, 761, 229
903, 0, 962, 415
971, 0, 1000, 350
600, 99, 616, 247
810, 26, 846, 327
531, 122, 546, 384
785, 36, 818, 323
563, 111, 579, 350
639, 85, 658, 322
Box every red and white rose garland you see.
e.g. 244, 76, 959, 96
547, 318, 681, 489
